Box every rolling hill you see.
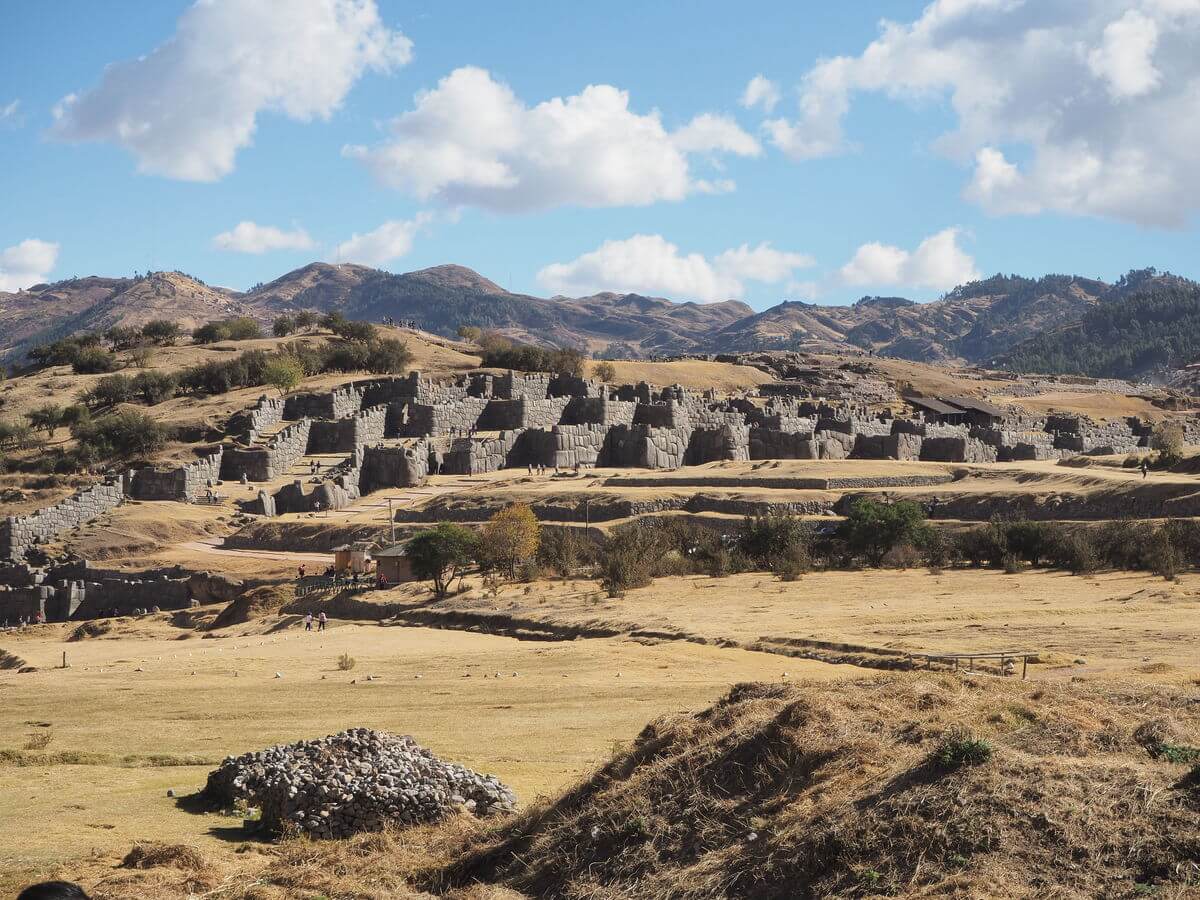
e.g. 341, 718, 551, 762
2, 262, 1197, 378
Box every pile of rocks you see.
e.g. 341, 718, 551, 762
202, 728, 517, 838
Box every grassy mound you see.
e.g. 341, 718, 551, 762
210, 583, 294, 629
441, 675, 1200, 898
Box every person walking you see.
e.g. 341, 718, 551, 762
304, 612, 313, 632
318, 611, 327, 632
1140, 457, 1150, 479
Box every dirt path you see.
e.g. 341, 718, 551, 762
178, 539, 333, 564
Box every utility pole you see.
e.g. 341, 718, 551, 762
388, 498, 395, 545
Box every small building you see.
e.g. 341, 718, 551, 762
332, 541, 374, 575
372, 542, 416, 584
906, 395, 1005, 428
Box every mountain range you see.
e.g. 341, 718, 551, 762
1, 262, 1196, 378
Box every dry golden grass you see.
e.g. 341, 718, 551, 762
0, 614, 852, 886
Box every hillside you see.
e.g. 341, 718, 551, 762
999, 270, 1200, 378
3, 263, 1197, 378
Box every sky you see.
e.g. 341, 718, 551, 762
2, 0, 1200, 309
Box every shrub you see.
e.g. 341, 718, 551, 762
592, 361, 617, 382
1151, 422, 1186, 466
128, 345, 156, 369
71, 409, 170, 461
131, 371, 177, 405
737, 514, 814, 571
224, 317, 262, 341
931, 727, 993, 770
599, 522, 664, 596
1050, 530, 1099, 575
142, 319, 183, 346
0, 420, 36, 451
104, 325, 142, 351
192, 322, 228, 344
333, 320, 377, 344
955, 526, 1007, 567
272, 315, 296, 337
294, 310, 318, 332
881, 542, 922, 569
364, 338, 413, 374
537, 528, 589, 577
72, 347, 119, 374
1002, 553, 1022, 574
84, 373, 136, 408
336, 653, 356, 672
457, 325, 482, 343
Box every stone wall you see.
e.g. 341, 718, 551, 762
560, 397, 637, 426
520, 424, 608, 468
360, 443, 430, 494
602, 424, 689, 468
686, 425, 750, 465
221, 419, 312, 482
284, 385, 364, 421
127, 448, 224, 501
1, 478, 127, 562
227, 396, 285, 444
749, 428, 817, 460
308, 405, 388, 454
392, 397, 490, 437
440, 431, 522, 475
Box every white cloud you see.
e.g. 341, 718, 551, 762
0, 99, 20, 127
672, 113, 761, 156
51, 0, 411, 181
537, 234, 813, 303
347, 67, 756, 212
332, 213, 432, 267
0, 239, 60, 292
840, 227, 978, 292
741, 75, 781, 113
1088, 10, 1161, 98
213, 221, 315, 254
765, 0, 1200, 226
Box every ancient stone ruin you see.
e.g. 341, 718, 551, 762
202, 727, 517, 838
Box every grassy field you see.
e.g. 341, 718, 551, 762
0, 614, 854, 889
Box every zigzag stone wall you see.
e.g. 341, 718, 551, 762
308, 405, 388, 453
127, 448, 224, 501
1, 478, 127, 562
221, 419, 313, 482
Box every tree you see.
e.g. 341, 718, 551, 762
71, 347, 119, 374
1151, 421, 1186, 466
294, 310, 318, 332
273, 315, 296, 337
0, 420, 36, 452
481, 503, 541, 578
407, 523, 480, 598
364, 338, 413, 374
263, 356, 304, 397
192, 322, 228, 344
131, 370, 177, 405
104, 325, 142, 350
142, 319, 183, 346
128, 345, 156, 369
83, 373, 135, 408
26, 403, 64, 439
457, 325, 483, 343
592, 361, 617, 382
599, 522, 665, 596
71, 409, 169, 461
838, 498, 933, 566
224, 316, 262, 340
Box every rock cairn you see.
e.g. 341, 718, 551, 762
202, 728, 516, 838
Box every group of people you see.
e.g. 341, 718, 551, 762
303, 611, 327, 631
2, 610, 46, 628
381, 316, 418, 329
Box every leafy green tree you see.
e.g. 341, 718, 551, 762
838, 498, 933, 566
131, 370, 177, 405
294, 310, 318, 332
364, 338, 413, 374
407, 523, 480, 597
71, 409, 169, 461
71, 347, 119, 374
263, 356, 304, 397
272, 315, 296, 337
83, 373, 136, 408
142, 319, 183, 346
26, 403, 64, 438
224, 316, 262, 340
592, 361, 617, 382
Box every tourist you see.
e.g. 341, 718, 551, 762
304, 612, 313, 632
1140, 457, 1150, 478
298, 564, 306, 580
318, 611, 327, 632
17, 882, 91, 900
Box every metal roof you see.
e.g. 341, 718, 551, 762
941, 396, 1008, 418
905, 396, 963, 416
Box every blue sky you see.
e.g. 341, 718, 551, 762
2, 0, 1199, 308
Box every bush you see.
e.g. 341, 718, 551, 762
192, 322, 228, 344
294, 310, 318, 332
737, 514, 814, 571
881, 542, 922, 569
84, 373, 136, 408
592, 361, 617, 382
333, 320, 377, 344
839, 499, 932, 566
272, 315, 296, 337
72, 347, 119, 374
1151, 422, 1186, 466
457, 325, 482, 343
263, 356, 303, 397
931, 727, 993, 770
1050, 530, 1099, 575
224, 317, 262, 341
142, 319, 183, 346
72, 409, 170, 461
599, 522, 664, 596
337, 653, 356, 672
131, 371, 177, 405
104, 325, 142, 351
0, 420, 36, 451
26, 403, 64, 438
364, 338, 413, 374
538, 528, 590, 577
478, 333, 587, 376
